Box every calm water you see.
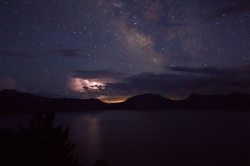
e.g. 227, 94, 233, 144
1, 110, 250, 166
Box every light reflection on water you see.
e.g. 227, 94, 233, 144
56, 110, 250, 166
82, 116, 100, 156
64, 113, 103, 165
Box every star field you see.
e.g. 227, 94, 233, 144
0, 0, 250, 101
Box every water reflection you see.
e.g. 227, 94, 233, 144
84, 116, 100, 149
72, 114, 101, 162
2, 111, 250, 166
67, 111, 250, 166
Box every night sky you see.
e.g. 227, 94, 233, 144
0, 0, 250, 102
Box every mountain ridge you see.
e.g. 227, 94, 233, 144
1, 89, 250, 113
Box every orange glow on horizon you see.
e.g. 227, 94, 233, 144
97, 95, 128, 103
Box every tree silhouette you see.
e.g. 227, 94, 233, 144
92, 159, 109, 166
0, 112, 81, 166
0, 112, 110, 166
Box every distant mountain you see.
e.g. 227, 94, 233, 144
114, 93, 176, 110
1, 89, 250, 113
0, 89, 107, 113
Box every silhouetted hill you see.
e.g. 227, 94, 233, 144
1, 89, 250, 113
0, 89, 107, 113
0, 89, 48, 101
0, 89, 50, 113
115, 93, 175, 110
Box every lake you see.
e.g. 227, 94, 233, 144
1, 110, 250, 166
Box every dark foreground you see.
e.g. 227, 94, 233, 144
1, 111, 250, 166
0, 113, 108, 166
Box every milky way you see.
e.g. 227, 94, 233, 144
0, 0, 250, 101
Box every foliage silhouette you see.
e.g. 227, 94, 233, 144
92, 159, 109, 166
0, 112, 81, 166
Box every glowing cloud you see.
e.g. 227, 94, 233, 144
70, 78, 106, 93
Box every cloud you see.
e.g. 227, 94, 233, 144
47, 49, 90, 57
0, 50, 33, 58
167, 66, 228, 74
69, 70, 125, 98
71, 70, 125, 79
168, 65, 250, 75
104, 65, 250, 97
209, 0, 250, 19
